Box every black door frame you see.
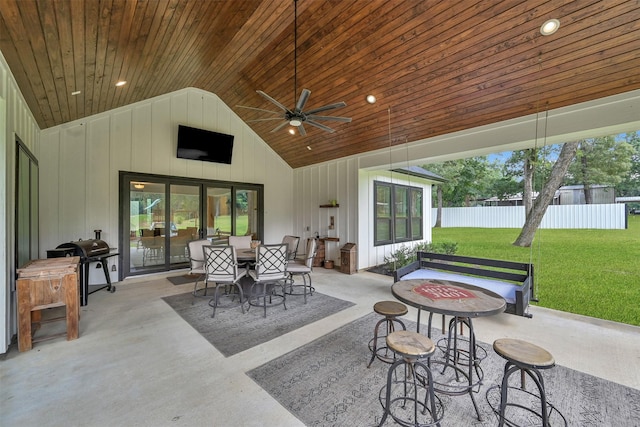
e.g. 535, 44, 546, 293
119, 171, 264, 279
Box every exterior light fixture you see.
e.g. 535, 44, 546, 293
540, 19, 560, 36
366, 95, 376, 104
115, 80, 127, 87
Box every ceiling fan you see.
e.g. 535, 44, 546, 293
237, 0, 351, 136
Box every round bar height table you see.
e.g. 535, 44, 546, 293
391, 278, 506, 421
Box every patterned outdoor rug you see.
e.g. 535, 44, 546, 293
248, 312, 640, 426
162, 290, 354, 357
166, 274, 201, 286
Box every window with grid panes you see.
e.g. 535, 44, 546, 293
374, 181, 423, 246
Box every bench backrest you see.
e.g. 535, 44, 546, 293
416, 252, 534, 285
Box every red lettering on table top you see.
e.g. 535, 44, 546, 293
412, 282, 477, 300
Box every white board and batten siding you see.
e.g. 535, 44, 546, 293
293, 161, 436, 271
431, 204, 627, 229
39, 88, 294, 279
1, 52, 42, 353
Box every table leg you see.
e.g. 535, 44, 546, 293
17, 284, 33, 352
64, 274, 79, 341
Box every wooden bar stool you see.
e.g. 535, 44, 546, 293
487, 338, 567, 427
368, 301, 408, 367
378, 331, 443, 427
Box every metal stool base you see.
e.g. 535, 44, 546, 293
486, 384, 568, 427
368, 317, 406, 367
378, 359, 443, 427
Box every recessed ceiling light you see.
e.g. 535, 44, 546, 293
540, 19, 560, 36
366, 95, 377, 104
115, 80, 127, 87
288, 128, 295, 135
306, 146, 312, 151
71, 90, 81, 96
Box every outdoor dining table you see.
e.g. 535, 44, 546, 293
235, 249, 257, 293
236, 249, 257, 263
391, 278, 506, 421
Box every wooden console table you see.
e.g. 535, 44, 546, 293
17, 257, 81, 352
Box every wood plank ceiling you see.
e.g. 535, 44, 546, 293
1, 0, 639, 168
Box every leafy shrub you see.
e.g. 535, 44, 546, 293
383, 241, 457, 271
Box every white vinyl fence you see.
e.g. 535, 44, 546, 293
431, 203, 627, 229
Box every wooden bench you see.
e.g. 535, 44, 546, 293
394, 251, 535, 318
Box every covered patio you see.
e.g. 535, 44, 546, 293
2, 268, 638, 425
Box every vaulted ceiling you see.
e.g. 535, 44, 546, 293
1, 0, 638, 168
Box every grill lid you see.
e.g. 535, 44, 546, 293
56, 239, 110, 258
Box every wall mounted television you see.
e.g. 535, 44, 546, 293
176, 125, 234, 164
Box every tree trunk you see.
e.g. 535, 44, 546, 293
581, 155, 593, 204
435, 185, 443, 227
583, 183, 592, 204
523, 149, 535, 218
513, 141, 579, 247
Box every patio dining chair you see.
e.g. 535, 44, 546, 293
203, 245, 248, 318
285, 238, 317, 304
248, 243, 288, 317
229, 235, 255, 268
281, 235, 300, 260
187, 239, 211, 302
228, 235, 252, 250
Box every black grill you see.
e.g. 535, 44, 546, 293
55, 239, 111, 260
48, 231, 118, 305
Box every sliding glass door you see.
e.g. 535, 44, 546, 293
129, 180, 167, 269
235, 188, 259, 238
205, 186, 232, 243
120, 172, 263, 278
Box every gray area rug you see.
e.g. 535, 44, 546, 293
248, 313, 640, 426
162, 291, 354, 357
167, 274, 201, 285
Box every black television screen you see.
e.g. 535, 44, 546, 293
176, 125, 234, 164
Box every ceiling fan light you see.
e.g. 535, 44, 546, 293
289, 119, 302, 126
540, 19, 560, 36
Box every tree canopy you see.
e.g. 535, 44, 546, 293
613, 132, 640, 202
566, 135, 634, 203
425, 130, 639, 239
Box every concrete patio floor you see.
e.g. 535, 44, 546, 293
2, 268, 639, 426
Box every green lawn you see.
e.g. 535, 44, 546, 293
431, 215, 640, 326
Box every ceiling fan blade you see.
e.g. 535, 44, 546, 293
257, 90, 291, 113
295, 89, 311, 113
306, 115, 352, 123
236, 105, 282, 115
297, 123, 307, 136
247, 117, 289, 122
270, 120, 290, 133
306, 120, 336, 133
304, 101, 347, 115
